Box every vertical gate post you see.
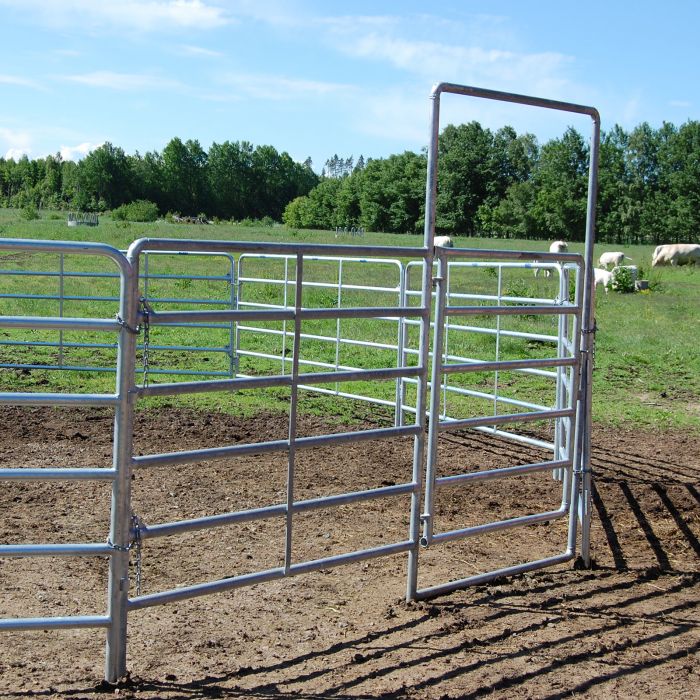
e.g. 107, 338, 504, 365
406, 87, 440, 601
104, 255, 139, 682
577, 114, 601, 566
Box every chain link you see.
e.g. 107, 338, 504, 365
139, 296, 152, 387
131, 513, 143, 596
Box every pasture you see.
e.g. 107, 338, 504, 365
1, 209, 698, 698
1, 208, 698, 432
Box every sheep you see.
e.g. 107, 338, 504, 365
599, 251, 631, 269
534, 240, 568, 277
433, 235, 454, 248
651, 243, 700, 267
593, 267, 613, 294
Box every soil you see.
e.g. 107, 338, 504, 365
0, 405, 698, 699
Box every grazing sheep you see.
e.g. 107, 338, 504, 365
434, 235, 454, 248
651, 243, 700, 267
599, 251, 631, 269
594, 267, 613, 294
534, 240, 568, 277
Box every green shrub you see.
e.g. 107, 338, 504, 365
112, 200, 159, 222
20, 204, 39, 221
610, 266, 636, 293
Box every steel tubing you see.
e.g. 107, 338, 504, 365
133, 425, 421, 470
129, 567, 286, 610
0, 392, 119, 406
445, 304, 578, 317
435, 459, 570, 487
429, 507, 567, 545
0, 316, 121, 332
0, 468, 117, 481
0, 543, 114, 557
441, 357, 577, 374
0, 616, 111, 631
439, 407, 574, 431
414, 551, 574, 600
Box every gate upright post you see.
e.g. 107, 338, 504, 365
104, 254, 139, 682
406, 85, 440, 601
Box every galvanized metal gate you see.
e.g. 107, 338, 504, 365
0, 82, 599, 682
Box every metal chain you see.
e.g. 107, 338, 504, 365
131, 513, 143, 596
139, 296, 152, 387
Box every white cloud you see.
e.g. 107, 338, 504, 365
0, 73, 43, 90
4, 147, 31, 161
218, 72, 352, 101
0, 0, 230, 32
670, 99, 691, 108
60, 141, 102, 161
61, 71, 183, 91
0, 127, 33, 160
179, 44, 224, 58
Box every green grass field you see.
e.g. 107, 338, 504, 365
1, 208, 698, 432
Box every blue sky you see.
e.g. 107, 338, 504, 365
1, 0, 698, 172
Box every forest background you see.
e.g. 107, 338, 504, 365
2, 119, 699, 245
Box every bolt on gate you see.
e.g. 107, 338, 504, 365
0, 82, 599, 682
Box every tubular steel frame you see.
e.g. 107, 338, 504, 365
0, 249, 237, 377
0, 83, 598, 683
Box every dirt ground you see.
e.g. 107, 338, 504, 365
0, 405, 698, 699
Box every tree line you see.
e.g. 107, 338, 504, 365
284, 121, 700, 245
2, 120, 700, 244
0, 138, 319, 221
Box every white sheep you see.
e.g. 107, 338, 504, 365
599, 251, 631, 269
594, 267, 613, 294
434, 235, 454, 248
534, 240, 568, 277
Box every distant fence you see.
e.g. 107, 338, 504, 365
67, 212, 99, 227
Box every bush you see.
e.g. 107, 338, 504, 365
111, 200, 159, 222
20, 204, 39, 221
610, 266, 636, 293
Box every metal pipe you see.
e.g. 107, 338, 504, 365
0, 392, 119, 406
0, 543, 114, 557
0, 616, 111, 631
435, 459, 570, 487
0, 316, 121, 332
438, 407, 574, 431
0, 468, 117, 481
128, 237, 429, 260
143, 305, 425, 325
104, 246, 138, 683
440, 357, 577, 374
430, 507, 567, 545
444, 303, 578, 317
415, 551, 573, 600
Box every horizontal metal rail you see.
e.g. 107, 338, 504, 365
128, 539, 414, 611
435, 459, 570, 488
0, 543, 115, 557
138, 365, 421, 398
430, 506, 567, 545
0, 616, 111, 631
441, 356, 577, 374
144, 306, 426, 325
0, 316, 121, 332
438, 407, 574, 431
0, 391, 119, 406
444, 303, 578, 317
0, 468, 117, 481
134, 424, 421, 470
414, 551, 574, 600
142, 482, 417, 540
